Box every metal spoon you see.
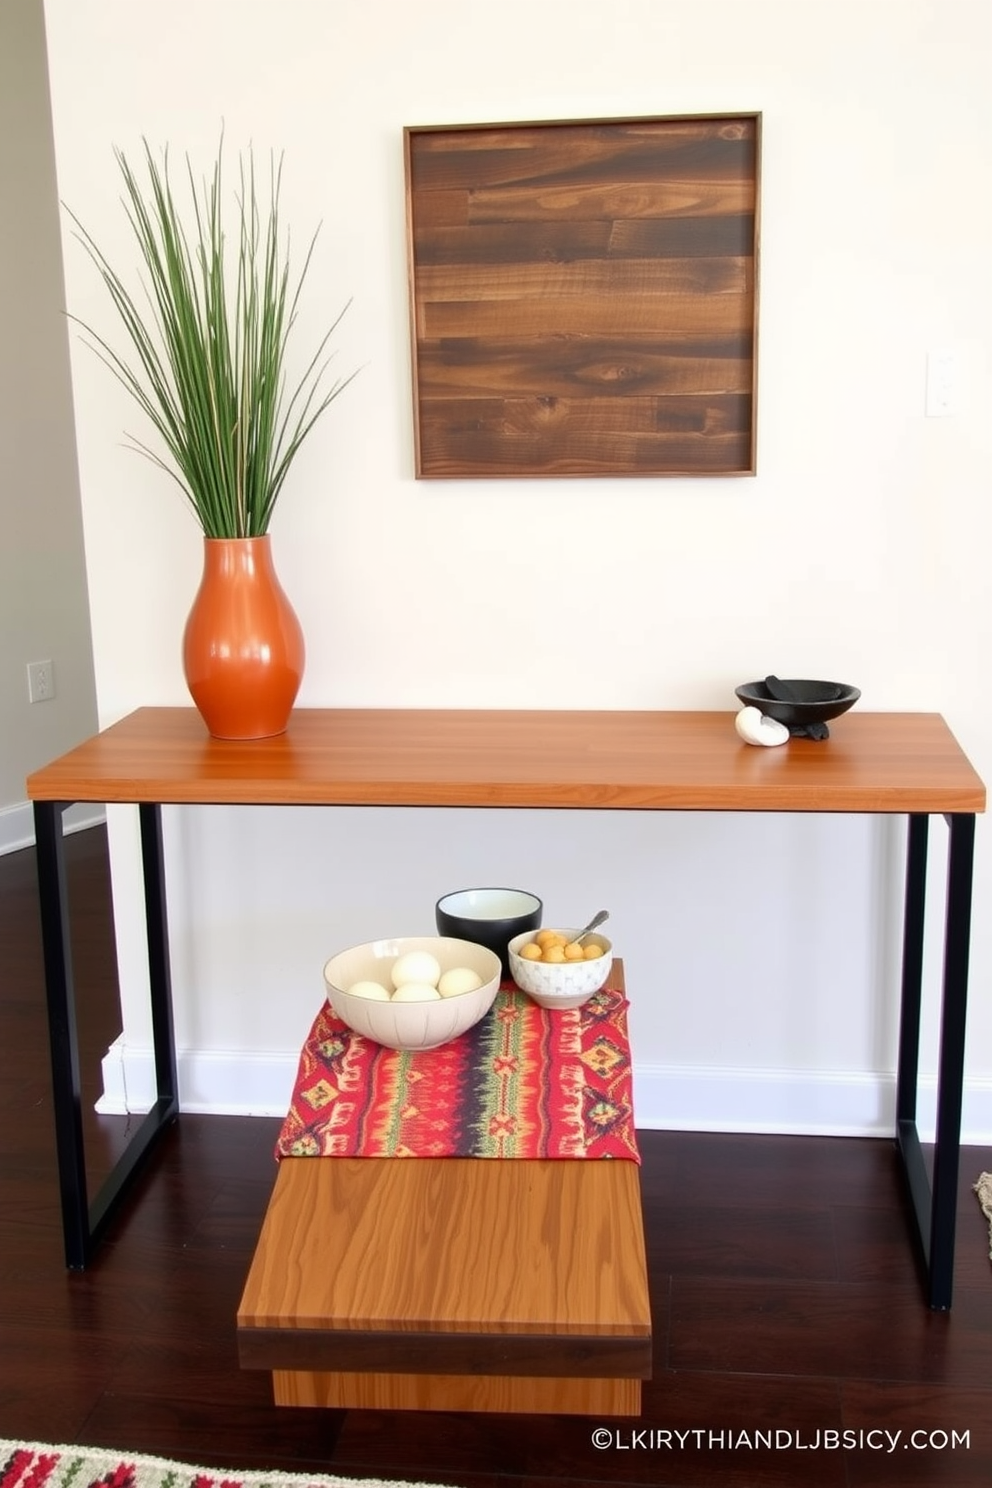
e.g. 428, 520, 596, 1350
573, 909, 610, 943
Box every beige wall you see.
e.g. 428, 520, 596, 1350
42, 0, 992, 1134
0, 0, 98, 850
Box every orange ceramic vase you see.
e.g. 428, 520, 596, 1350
182, 536, 305, 740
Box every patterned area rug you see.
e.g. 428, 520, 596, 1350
975, 1172, 992, 1262
0, 1442, 456, 1488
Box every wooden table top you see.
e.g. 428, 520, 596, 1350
27, 706, 986, 814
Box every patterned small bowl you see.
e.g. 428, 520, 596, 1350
507, 929, 613, 1010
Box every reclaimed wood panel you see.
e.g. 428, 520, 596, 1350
405, 114, 760, 478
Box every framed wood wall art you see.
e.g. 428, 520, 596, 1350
404, 113, 760, 479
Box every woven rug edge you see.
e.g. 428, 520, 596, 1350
0, 1439, 458, 1488
975, 1171, 992, 1263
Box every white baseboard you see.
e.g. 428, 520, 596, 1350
633, 1062, 992, 1145
0, 800, 106, 856
96, 1035, 300, 1117
95, 1039, 992, 1142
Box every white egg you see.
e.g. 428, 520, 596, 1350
734, 705, 790, 747
391, 951, 442, 989
437, 966, 484, 998
346, 980, 392, 1001
391, 981, 442, 1002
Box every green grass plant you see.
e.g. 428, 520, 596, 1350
67, 141, 355, 538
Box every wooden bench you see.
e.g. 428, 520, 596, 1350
237, 961, 651, 1415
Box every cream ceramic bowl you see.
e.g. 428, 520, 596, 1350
507, 929, 613, 1010
323, 935, 501, 1051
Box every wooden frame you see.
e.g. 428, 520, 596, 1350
404, 113, 760, 480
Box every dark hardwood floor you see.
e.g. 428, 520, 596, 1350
2, 827, 991, 1487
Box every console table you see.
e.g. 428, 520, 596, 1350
26, 707, 985, 1308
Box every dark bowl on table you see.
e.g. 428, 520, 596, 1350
735, 679, 861, 728
435, 887, 542, 978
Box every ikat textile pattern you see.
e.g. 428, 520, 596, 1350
277, 986, 639, 1162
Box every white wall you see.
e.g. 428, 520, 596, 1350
0, 0, 98, 851
42, 0, 992, 1136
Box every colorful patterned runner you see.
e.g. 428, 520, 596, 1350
277, 985, 639, 1162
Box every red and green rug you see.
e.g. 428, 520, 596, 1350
0, 1442, 454, 1488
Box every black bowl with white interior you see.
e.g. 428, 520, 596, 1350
435, 887, 542, 978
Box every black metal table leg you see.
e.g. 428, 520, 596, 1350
33, 800, 180, 1268
34, 800, 90, 1268
140, 803, 180, 1108
927, 811, 976, 1307
895, 811, 976, 1309
895, 815, 928, 1128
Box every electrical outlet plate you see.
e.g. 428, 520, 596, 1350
27, 659, 54, 703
